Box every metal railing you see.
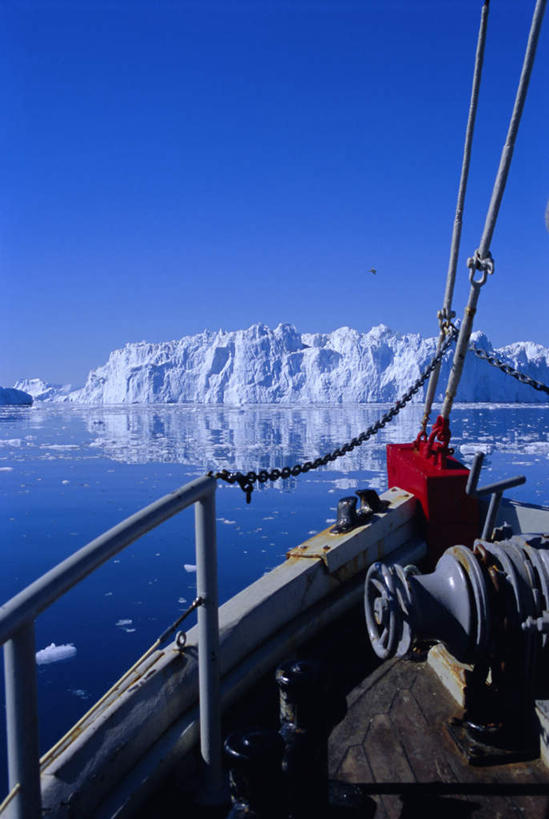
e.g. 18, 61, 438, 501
0, 474, 221, 818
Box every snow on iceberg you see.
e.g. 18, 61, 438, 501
0, 387, 33, 406
22, 323, 549, 406
14, 378, 74, 402
36, 642, 77, 665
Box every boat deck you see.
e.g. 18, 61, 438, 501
138, 605, 549, 818
329, 654, 549, 818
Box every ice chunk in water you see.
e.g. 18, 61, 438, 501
36, 642, 77, 665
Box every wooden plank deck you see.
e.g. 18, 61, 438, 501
329, 655, 549, 818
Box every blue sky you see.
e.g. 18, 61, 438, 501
2, 0, 548, 386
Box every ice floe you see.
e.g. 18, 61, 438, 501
36, 642, 77, 665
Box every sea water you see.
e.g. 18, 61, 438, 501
1, 402, 548, 796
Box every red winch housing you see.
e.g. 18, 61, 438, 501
387, 440, 479, 564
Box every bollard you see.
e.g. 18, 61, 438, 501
224, 729, 285, 818
331, 497, 359, 533
276, 659, 330, 818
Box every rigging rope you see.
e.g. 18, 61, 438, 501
421, 0, 490, 435
441, 0, 547, 422
212, 0, 549, 501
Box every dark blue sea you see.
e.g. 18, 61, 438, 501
1, 403, 548, 798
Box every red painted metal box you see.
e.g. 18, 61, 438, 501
387, 442, 479, 563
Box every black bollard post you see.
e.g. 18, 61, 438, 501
276, 659, 331, 818
224, 729, 286, 818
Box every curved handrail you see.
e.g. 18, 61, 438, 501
1, 474, 220, 818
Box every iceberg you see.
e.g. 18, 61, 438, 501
14, 378, 74, 402
0, 386, 33, 406
18, 324, 549, 406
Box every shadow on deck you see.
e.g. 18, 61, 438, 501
138, 605, 549, 818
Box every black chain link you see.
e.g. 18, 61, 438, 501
468, 342, 549, 396
209, 329, 458, 502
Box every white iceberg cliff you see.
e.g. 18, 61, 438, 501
18, 324, 549, 405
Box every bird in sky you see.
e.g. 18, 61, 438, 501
369, 267, 376, 274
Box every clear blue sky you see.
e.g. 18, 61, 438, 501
2, 0, 548, 386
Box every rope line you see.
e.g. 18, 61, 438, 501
422, 0, 490, 434
477, 0, 547, 259
441, 0, 547, 422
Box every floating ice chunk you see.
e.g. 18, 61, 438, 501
116, 618, 136, 633
460, 444, 493, 456
61, 480, 70, 485
184, 564, 197, 573
332, 479, 357, 490
70, 688, 90, 700
70, 688, 89, 699
40, 444, 79, 451
36, 642, 77, 665
523, 442, 549, 456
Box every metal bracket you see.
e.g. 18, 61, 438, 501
466, 452, 526, 540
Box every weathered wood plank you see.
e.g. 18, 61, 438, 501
390, 687, 457, 784
365, 712, 416, 784
337, 741, 373, 784
329, 655, 549, 818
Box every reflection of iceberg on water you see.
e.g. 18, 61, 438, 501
77, 403, 549, 479
81, 404, 424, 475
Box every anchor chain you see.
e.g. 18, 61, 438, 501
468, 342, 549, 396
209, 330, 458, 502
441, 318, 548, 396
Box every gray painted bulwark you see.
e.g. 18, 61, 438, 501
21, 489, 417, 818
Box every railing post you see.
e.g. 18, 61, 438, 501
195, 482, 224, 801
3, 623, 41, 818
